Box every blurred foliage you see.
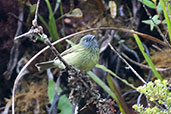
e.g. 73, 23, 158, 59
7, 0, 171, 114
133, 79, 171, 114
142, 15, 166, 31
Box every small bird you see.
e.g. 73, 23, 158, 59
35, 34, 99, 71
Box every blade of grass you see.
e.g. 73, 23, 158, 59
160, 0, 171, 43
54, 0, 61, 13
168, 2, 171, 16
107, 74, 132, 114
87, 71, 116, 98
133, 34, 163, 80
38, 14, 49, 31
45, 0, 59, 41
59, 2, 66, 37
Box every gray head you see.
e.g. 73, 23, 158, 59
79, 34, 99, 49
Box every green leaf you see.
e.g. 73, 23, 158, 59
150, 22, 155, 31
142, 20, 152, 25
48, 79, 72, 114
87, 71, 116, 99
162, 19, 167, 24
142, 15, 161, 31
29, 4, 37, 14
142, 20, 155, 31
65, 8, 83, 18
38, 14, 49, 31
133, 34, 163, 80
58, 90, 72, 114
54, 0, 61, 13
139, 0, 156, 8
157, 2, 162, 14
152, 15, 160, 25
168, 2, 171, 16
48, 79, 56, 103
65, 39, 76, 46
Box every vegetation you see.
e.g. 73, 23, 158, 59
0, 0, 170, 114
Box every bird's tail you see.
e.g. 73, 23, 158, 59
35, 61, 56, 71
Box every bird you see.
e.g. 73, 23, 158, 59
35, 34, 99, 72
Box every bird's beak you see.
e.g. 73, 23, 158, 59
91, 35, 95, 40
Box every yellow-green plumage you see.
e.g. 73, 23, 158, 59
36, 34, 99, 71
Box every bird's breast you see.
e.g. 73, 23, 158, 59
54, 47, 99, 71
76, 48, 99, 71
63, 48, 99, 71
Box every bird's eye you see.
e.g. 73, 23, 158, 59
84, 39, 88, 42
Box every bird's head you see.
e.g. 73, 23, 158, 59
79, 34, 99, 49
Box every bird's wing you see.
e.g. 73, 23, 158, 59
60, 44, 84, 56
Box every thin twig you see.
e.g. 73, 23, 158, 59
32, 0, 40, 27
3, 6, 24, 79
108, 43, 147, 84
2, 102, 11, 114
14, 28, 37, 40
121, 52, 171, 71
39, 33, 70, 70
